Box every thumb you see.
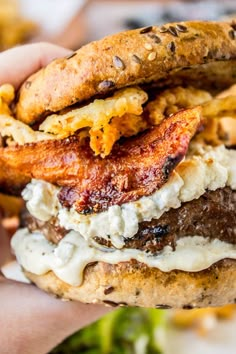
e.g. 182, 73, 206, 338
0, 42, 72, 90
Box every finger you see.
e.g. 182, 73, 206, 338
0, 277, 112, 354
0, 42, 72, 90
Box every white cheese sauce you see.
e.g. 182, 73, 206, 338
22, 144, 236, 248
1, 260, 30, 284
11, 228, 236, 286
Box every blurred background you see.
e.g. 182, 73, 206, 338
1, 0, 236, 50
0, 0, 236, 353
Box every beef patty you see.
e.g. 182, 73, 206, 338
22, 187, 236, 254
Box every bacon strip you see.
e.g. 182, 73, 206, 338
0, 107, 201, 212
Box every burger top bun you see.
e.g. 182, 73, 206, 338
16, 21, 236, 124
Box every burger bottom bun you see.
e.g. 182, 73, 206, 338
25, 258, 236, 308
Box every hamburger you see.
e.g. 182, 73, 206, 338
0, 20, 235, 308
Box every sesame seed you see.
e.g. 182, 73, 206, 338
66, 52, 77, 59
140, 26, 153, 34
168, 26, 178, 37
159, 26, 168, 33
113, 55, 125, 69
104, 286, 115, 295
167, 41, 176, 53
229, 29, 236, 40
148, 52, 156, 61
231, 21, 236, 31
98, 80, 115, 91
182, 305, 194, 309
147, 33, 161, 43
155, 304, 172, 309
103, 300, 119, 307
132, 54, 142, 64
25, 81, 31, 89
176, 24, 188, 33
144, 43, 153, 51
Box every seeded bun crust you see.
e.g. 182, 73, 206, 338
25, 259, 236, 308
17, 21, 236, 124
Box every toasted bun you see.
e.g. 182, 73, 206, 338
16, 21, 236, 308
25, 259, 236, 308
16, 21, 236, 124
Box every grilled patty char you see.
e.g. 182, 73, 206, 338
22, 187, 236, 253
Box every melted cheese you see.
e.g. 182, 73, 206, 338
11, 229, 236, 286
22, 144, 236, 248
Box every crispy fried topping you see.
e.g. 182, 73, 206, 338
0, 85, 148, 156
0, 84, 53, 145
0, 83, 235, 158
89, 113, 148, 158
0, 106, 201, 211
0, 114, 54, 145
145, 85, 236, 146
202, 95, 236, 118
39, 87, 148, 157
0, 84, 14, 115
196, 92, 236, 145
146, 86, 212, 125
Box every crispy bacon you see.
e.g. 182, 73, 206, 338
0, 107, 201, 212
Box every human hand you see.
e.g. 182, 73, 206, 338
0, 43, 111, 354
